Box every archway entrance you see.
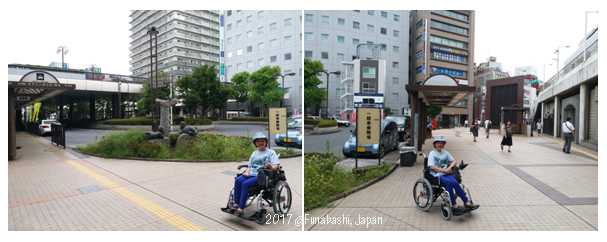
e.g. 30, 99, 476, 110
8, 70, 75, 160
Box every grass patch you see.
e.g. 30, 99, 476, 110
304, 153, 392, 211
78, 130, 169, 158
275, 148, 301, 157
78, 131, 255, 161
174, 133, 254, 161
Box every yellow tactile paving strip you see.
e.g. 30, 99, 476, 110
65, 159, 202, 231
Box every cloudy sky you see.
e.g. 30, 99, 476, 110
475, 9, 598, 80
6, 9, 598, 80
6, 9, 132, 74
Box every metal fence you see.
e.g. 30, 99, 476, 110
51, 123, 66, 149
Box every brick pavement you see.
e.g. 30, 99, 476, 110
9, 132, 302, 231
306, 127, 597, 231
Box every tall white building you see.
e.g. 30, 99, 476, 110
129, 10, 221, 80
304, 10, 410, 117
223, 10, 302, 114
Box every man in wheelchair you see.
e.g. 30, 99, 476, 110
427, 136, 479, 211
230, 132, 280, 216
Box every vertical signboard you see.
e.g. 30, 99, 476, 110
268, 107, 287, 149
356, 107, 381, 145
355, 107, 381, 168
269, 107, 287, 135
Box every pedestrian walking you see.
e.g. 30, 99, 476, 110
562, 118, 575, 154
484, 119, 492, 139
536, 121, 542, 136
470, 123, 479, 142
500, 121, 513, 152
464, 119, 468, 128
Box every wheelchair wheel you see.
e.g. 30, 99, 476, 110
272, 180, 292, 215
226, 189, 235, 208
440, 191, 453, 221
413, 178, 433, 211
255, 209, 267, 225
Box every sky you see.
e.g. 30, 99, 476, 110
475, 9, 598, 81
6, 9, 132, 74
5, 9, 599, 79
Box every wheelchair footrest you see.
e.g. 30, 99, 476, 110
220, 207, 236, 214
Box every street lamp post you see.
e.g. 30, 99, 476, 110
554, 45, 570, 82
319, 70, 341, 118
56, 46, 69, 69
274, 72, 296, 108
147, 26, 159, 131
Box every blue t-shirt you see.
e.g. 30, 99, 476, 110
248, 149, 280, 176
427, 149, 455, 177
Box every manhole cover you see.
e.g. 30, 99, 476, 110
78, 185, 103, 194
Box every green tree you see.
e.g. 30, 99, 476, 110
249, 66, 282, 117
136, 71, 170, 116
230, 71, 251, 103
177, 65, 228, 118
426, 104, 442, 118
304, 59, 325, 115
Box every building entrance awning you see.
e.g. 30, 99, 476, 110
406, 74, 475, 106
8, 70, 75, 105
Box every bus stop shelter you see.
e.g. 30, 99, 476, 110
406, 74, 475, 151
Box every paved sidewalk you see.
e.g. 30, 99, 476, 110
306, 127, 597, 231
9, 132, 302, 231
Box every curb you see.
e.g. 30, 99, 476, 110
305, 163, 398, 212
213, 121, 268, 125
308, 126, 340, 135
72, 147, 301, 162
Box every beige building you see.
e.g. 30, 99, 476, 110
406, 10, 476, 150
408, 10, 476, 124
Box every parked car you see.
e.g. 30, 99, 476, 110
288, 116, 302, 129
385, 115, 408, 142
39, 120, 59, 136
331, 115, 351, 127
274, 129, 302, 148
342, 117, 400, 158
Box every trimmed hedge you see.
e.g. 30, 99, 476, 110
184, 117, 212, 125
304, 153, 392, 211
229, 116, 268, 122
102, 117, 153, 125
304, 119, 320, 126
317, 119, 337, 128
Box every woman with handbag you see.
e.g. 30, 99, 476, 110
501, 121, 513, 152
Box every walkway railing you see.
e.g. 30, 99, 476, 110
51, 124, 66, 149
